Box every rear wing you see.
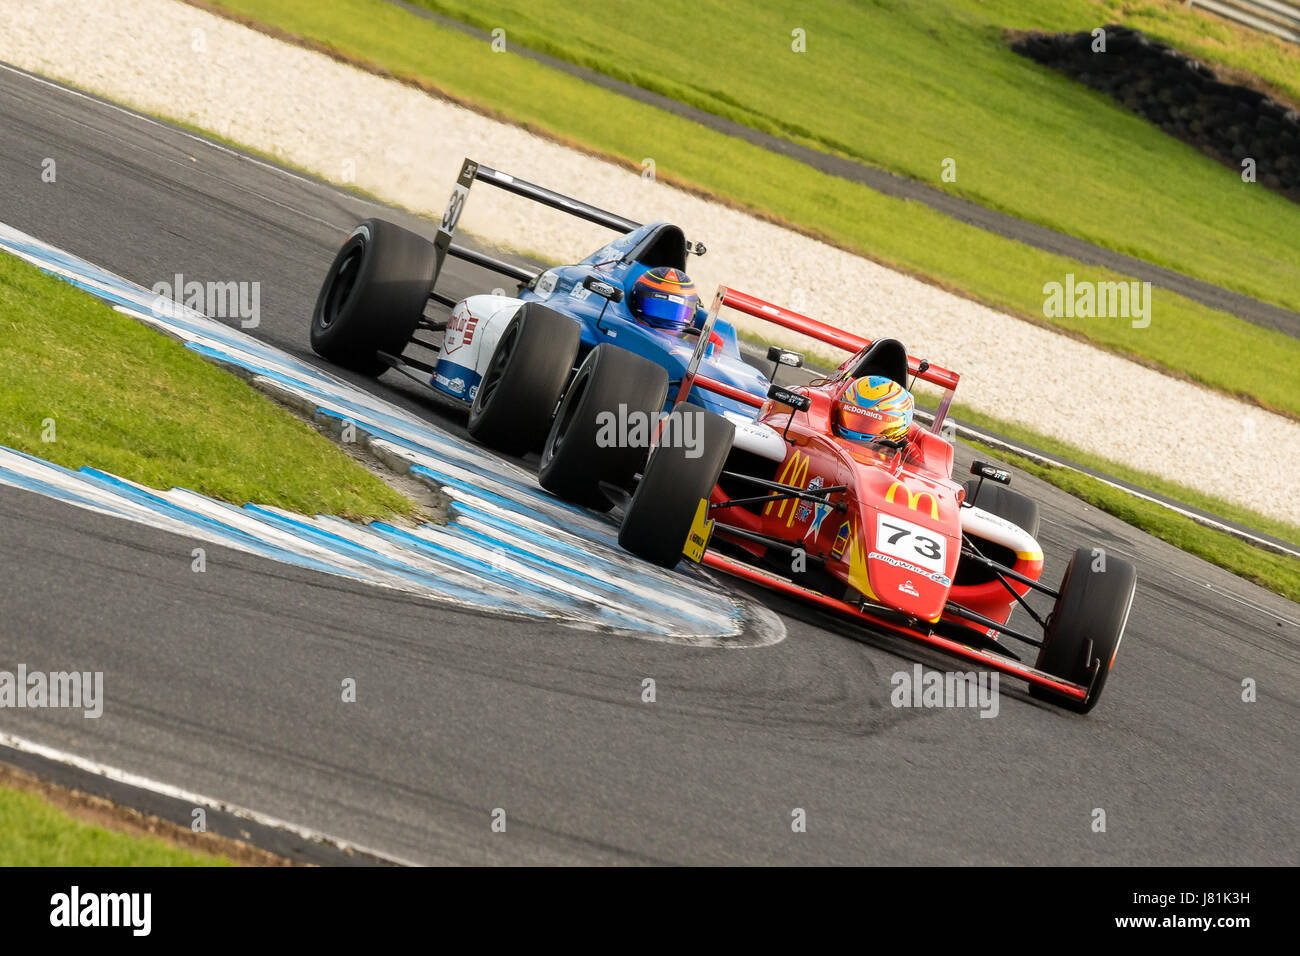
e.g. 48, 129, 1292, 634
677, 286, 961, 435
428, 158, 643, 306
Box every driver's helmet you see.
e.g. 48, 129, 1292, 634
629, 267, 698, 331
833, 375, 914, 443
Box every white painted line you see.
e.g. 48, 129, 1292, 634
0, 61, 352, 233
0, 729, 420, 866
1162, 566, 1300, 628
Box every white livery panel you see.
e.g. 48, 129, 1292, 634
725, 416, 789, 462
960, 505, 1043, 560
431, 294, 527, 402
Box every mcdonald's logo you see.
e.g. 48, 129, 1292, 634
765, 451, 810, 526
884, 481, 939, 520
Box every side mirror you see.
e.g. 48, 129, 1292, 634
583, 275, 624, 303
970, 460, 1011, 485
908, 358, 930, 391
766, 346, 804, 369
767, 384, 811, 412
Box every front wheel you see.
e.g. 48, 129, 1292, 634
538, 344, 668, 511
1031, 547, 1137, 713
467, 303, 580, 455
618, 403, 735, 568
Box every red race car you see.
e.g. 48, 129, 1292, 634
523, 286, 1136, 713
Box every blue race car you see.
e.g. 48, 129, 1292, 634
310, 159, 784, 474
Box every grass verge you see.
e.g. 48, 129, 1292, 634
968, 439, 1300, 604
0, 251, 415, 521
408, 0, 1300, 313
198, 0, 1300, 421
0, 781, 231, 866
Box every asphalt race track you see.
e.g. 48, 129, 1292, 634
1, 64, 1297, 865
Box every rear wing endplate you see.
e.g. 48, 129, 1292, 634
429, 158, 642, 306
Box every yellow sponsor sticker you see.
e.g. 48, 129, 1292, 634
682, 498, 715, 563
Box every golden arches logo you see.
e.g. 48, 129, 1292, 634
765, 451, 810, 526
884, 481, 939, 520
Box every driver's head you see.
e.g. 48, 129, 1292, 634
629, 267, 698, 332
833, 375, 914, 443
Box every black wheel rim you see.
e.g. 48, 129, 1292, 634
548, 369, 589, 461
476, 319, 518, 409
320, 245, 363, 330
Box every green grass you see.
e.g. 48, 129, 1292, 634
0, 784, 231, 865
0, 252, 415, 521
202, 0, 1300, 421
409, 0, 1300, 314
968, 439, 1300, 604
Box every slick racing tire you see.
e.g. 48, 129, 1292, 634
467, 304, 581, 456
538, 344, 668, 511
311, 219, 436, 376
963, 479, 1040, 539
618, 403, 734, 568
1030, 547, 1137, 713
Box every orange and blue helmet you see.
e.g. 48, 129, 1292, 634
833, 375, 915, 443
630, 267, 698, 331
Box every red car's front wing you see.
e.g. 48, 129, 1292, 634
702, 552, 1088, 702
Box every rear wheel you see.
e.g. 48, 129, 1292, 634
538, 344, 668, 511
964, 480, 1040, 539
619, 403, 735, 568
310, 219, 436, 376
1031, 547, 1137, 713
467, 304, 580, 455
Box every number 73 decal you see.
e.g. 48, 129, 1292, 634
874, 513, 946, 574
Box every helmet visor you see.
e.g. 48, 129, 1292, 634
637, 293, 694, 330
